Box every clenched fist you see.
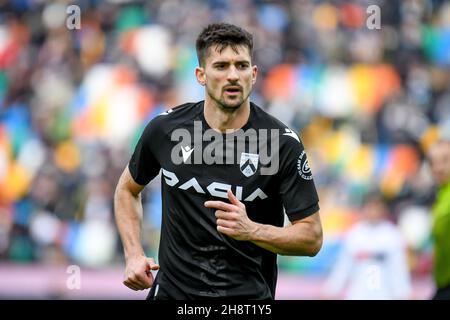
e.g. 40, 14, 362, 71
123, 255, 159, 291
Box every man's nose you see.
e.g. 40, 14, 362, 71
227, 66, 239, 81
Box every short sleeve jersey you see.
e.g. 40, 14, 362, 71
129, 101, 319, 299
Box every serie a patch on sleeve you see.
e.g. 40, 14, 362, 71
297, 150, 312, 180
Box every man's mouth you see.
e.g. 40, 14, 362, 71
224, 86, 242, 94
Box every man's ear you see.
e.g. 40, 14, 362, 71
252, 65, 258, 85
195, 67, 206, 86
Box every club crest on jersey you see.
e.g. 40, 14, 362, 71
240, 153, 259, 177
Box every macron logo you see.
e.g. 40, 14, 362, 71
181, 146, 194, 163
283, 128, 300, 143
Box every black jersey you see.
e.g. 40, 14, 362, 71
128, 101, 319, 299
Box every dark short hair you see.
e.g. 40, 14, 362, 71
195, 23, 253, 66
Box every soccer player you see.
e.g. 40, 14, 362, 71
323, 192, 411, 299
427, 138, 450, 300
114, 23, 322, 299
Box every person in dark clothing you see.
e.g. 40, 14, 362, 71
114, 23, 322, 299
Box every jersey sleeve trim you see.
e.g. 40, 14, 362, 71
286, 203, 320, 221
127, 161, 153, 186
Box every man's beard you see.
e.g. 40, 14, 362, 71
207, 87, 250, 113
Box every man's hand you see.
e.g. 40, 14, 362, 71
123, 255, 160, 291
204, 190, 259, 241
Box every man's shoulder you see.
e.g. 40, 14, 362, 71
154, 101, 202, 122
251, 102, 289, 130
143, 101, 203, 135
251, 103, 303, 147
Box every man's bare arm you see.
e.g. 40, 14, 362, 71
114, 166, 159, 290
249, 213, 322, 256
114, 166, 146, 259
205, 190, 323, 256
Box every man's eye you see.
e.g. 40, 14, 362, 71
216, 65, 225, 69
238, 64, 249, 69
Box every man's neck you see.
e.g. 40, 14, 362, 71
203, 98, 250, 133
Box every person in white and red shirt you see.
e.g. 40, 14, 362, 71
323, 192, 412, 300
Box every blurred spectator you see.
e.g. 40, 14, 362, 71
322, 191, 412, 299
426, 138, 450, 300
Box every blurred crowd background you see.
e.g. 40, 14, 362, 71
1, 0, 449, 298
